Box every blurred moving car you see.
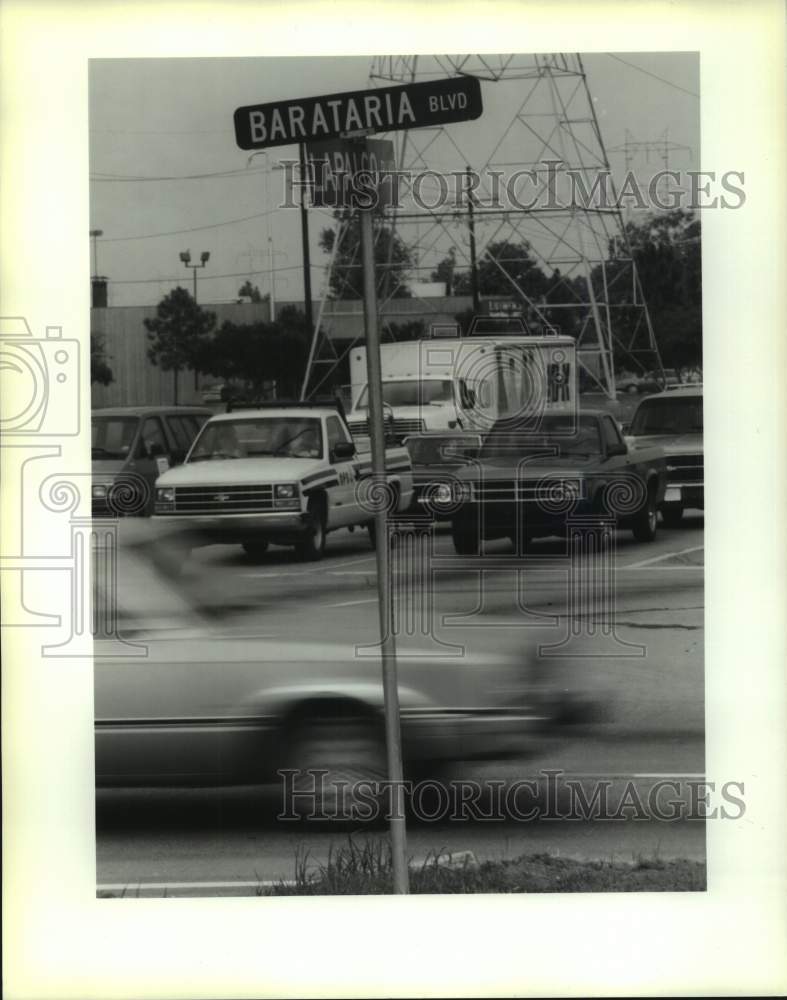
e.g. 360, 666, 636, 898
624, 387, 703, 526
94, 628, 593, 815
91, 406, 212, 516
444, 411, 667, 554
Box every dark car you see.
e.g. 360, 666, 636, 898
91, 406, 212, 516
444, 411, 667, 554
403, 431, 482, 515
624, 387, 703, 526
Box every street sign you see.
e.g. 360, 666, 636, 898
234, 76, 483, 150
304, 138, 397, 210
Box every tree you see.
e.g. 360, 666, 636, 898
144, 287, 216, 404
598, 209, 702, 374
237, 280, 269, 304
90, 332, 114, 386
197, 307, 311, 400
431, 240, 549, 307
319, 215, 415, 300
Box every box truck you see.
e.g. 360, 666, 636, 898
346, 334, 577, 441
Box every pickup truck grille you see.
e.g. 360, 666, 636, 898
349, 418, 425, 437
666, 455, 703, 484
172, 484, 274, 514
474, 478, 585, 502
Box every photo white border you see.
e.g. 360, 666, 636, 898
2, 1, 786, 997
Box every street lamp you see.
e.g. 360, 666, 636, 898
179, 249, 210, 303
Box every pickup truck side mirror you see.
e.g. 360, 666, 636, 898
332, 440, 356, 460
606, 441, 628, 458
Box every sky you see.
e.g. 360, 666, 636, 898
89, 52, 699, 308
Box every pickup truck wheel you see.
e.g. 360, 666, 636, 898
295, 498, 326, 561
661, 503, 684, 528
631, 488, 658, 542
286, 716, 387, 824
451, 518, 480, 555
242, 540, 269, 560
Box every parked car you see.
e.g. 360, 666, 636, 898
624, 387, 703, 526
91, 406, 212, 516
441, 411, 667, 554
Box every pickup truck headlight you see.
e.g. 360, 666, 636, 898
92, 484, 108, 499
156, 487, 175, 503
274, 483, 300, 509
433, 484, 453, 505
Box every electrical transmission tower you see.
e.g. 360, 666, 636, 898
302, 53, 666, 400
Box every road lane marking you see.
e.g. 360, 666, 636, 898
242, 554, 377, 578
623, 545, 704, 570
325, 597, 379, 608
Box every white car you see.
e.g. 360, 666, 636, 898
153, 402, 413, 561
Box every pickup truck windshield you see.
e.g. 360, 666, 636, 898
356, 379, 454, 409
92, 416, 139, 459
405, 436, 480, 465
630, 397, 703, 435
482, 415, 601, 459
188, 417, 324, 461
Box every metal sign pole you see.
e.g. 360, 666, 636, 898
359, 203, 409, 895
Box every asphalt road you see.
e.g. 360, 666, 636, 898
97, 513, 705, 895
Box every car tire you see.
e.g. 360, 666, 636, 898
151, 537, 189, 579
451, 518, 480, 555
242, 540, 269, 560
661, 503, 684, 528
295, 497, 326, 561
285, 714, 387, 824
631, 487, 658, 542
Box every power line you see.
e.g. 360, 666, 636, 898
90, 165, 271, 182
604, 54, 699, 99
97, 209, 278, 243
109, 262, 310, 285
93, 204, 336, 244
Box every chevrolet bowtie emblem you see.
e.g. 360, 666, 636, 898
214, 493, 230, 502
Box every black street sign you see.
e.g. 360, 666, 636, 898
234, 76, 482, 150
304, 138, 397, 211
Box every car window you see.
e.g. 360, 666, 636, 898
164, 416, 190, 453
138, 417, 168, 457
601, 415, 624, 451
189, 417, 323, 461
91, 416, 139, 459
326, 416, 351, 457
166, 415, 204, 454
630, 397, 703, 435
482, 415, 601, 458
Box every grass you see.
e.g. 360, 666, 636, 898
261, 837, 706, 895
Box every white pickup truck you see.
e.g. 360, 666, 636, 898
152, 402, 413, 561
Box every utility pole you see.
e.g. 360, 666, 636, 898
359, 203, 409, 895
299, 143, 314, 339
466, 165, 480, 314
